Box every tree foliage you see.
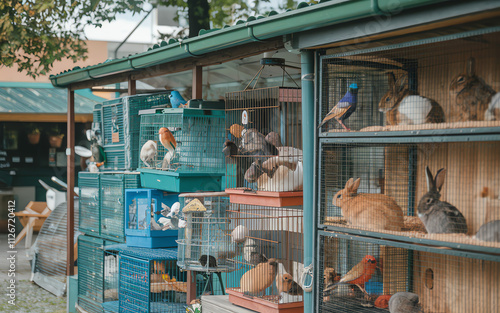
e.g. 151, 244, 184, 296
0, 0, 298, 78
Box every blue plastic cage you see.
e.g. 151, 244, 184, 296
78, 172, 100, 235
125, 188, 179, 248
101, 92, 171, 170
77, 235, 121, 313
138, 108, 225, 193
100, 172, 141, 242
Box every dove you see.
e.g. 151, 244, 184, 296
318, 83, 358, 130
140, 140, 157, 167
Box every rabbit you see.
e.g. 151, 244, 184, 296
416, 167, 468, 234
475, 220, 500, 242
332, 178, 404, 231
449, 57, 497, 121
484, 92, 500, 121
379, 72, 445, 126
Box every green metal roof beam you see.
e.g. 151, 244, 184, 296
50, 0, 450, 88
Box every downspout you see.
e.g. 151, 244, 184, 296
301, 50, 315, 313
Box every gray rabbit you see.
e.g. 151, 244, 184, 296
417, 167, 468, 234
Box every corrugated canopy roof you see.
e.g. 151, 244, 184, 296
0, 82, 104, 114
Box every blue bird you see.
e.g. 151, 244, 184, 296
318, 83, 358, 130
169, 91, 187, 108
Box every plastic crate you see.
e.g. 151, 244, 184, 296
78, 172, 100, 235
118, 247, 188, 313
125, 189, 179, 248
137, 108, 225, 192
77, 235, 121, 313
102, 92, 171, 170
100, 172, 141, 242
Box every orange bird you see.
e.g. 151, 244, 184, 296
159, 127, 177, 169
324, 255, 377, 296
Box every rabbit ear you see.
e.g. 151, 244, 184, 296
395, 74, 408, 93
387, 72, 396, 92
467, 57, 476, 76
345, 178, 354, 190
434, 168, 447, 192
425, 166, 434, 192
352, 178, 361, 193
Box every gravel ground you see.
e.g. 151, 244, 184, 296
1, 279, 67, 313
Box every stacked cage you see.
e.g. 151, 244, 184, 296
101, 92, 171, 170
176, 192, 235, 272
124, 188, 179, 248
137, 108, 225, 192
78, 236, 120, 313
79, 172, 101, 237
117, 246, 197, 313
317, 232, 500, 313
224, 202, 304, 312
315, 26, 500, 312
224, 87, 303, 194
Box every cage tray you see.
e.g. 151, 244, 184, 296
226, 288, 303, 313
139, 168, 223, 193
225, 188, 303, 207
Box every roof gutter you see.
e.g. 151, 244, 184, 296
50, 0, 448, 88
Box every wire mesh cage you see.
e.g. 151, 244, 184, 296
138, 108, 225, 192
317, 231, 500, 313
319, 140, 500, 251
78, 235, 121, 313
100, 172, 141, 242
224, 203, 304, 311
125, 188, 179, 248
176, 192, 235, 272
117, 247, 190, 313
319, 30, 500, 133
102, 92, 171, 170
79, 172, 100, 235
224, 87, 303, 193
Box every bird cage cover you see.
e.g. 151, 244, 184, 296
317, 232, 500, 313
176, 192, 236, 272
224, 87, 303, 193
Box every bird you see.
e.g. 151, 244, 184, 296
260, 146, 303, 177
255, 160, 303, 192
318, 83, 358, 130
199, 255, 217, 268
388, 292, 423, 313
276, 273, 303, 296
231, 225, 249, 243
222, 140, 239, 159
128, 199, 137, 229
240, 258, 278, 295
90, 142, 106, 166
243, 238, 268, 265
169, 90, 187, 108
140, 140, 157, 167
323, 267, 340, 302
239, 128, 278, 157
323, 255, 377, 296
159, 127, 177, 169
229, 124, 244, 138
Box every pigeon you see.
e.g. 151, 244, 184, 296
318, 83, 358, 130
140, 140, 157, 167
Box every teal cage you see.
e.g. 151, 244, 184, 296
101, 92, 171, 170
125, 188, 179, 248
77, 235, 121, 313
138, 108, 225, 193
100, 172, 141, 242
78, 172, 100, 236
115, 246, 207, 313
92, 103, 102, 140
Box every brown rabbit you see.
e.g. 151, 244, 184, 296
332, 178, 404, 231
449, 57, 496, 121
379, 72, 445, 126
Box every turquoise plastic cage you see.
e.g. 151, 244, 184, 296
138, 108, 225, 192
78, 172, 100, 236
101, 92, 171, 170
77, 235, 121, 313
100, 172, 141, 242
125, 188, 179, 248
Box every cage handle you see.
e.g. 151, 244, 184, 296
300, 263, 314, 293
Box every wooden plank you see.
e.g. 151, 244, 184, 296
193, 65, 203, 99
128, 77, 136, 95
